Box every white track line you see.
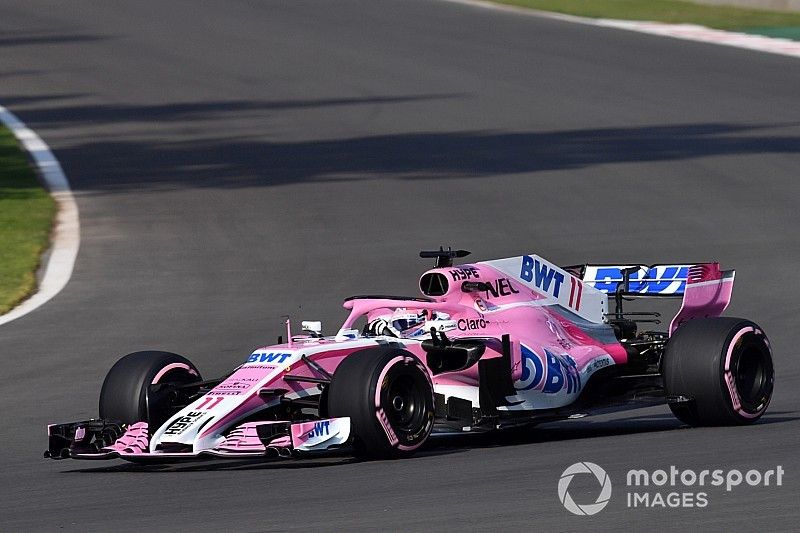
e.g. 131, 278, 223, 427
0, 105, 80, 326
440, 0, 800, 59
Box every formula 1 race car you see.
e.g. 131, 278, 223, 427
45, 249, 774, 462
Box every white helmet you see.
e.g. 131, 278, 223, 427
366, 308, 429, 338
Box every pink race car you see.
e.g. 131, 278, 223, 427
45, 249, 774, 462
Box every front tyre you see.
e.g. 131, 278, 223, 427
99, 351, 202, 428
327, 347, 434, 459
663, 318, 774, 426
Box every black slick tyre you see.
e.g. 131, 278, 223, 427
327, 347, 434, 459
663, 318, 773, 426
99, 351, 202, 427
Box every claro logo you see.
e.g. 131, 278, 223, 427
457, 318, 487, 331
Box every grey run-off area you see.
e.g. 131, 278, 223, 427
0, 1, 798, 531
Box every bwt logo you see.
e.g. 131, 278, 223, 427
592, 266, 689, 294
247, 352, 292, 364
520, 256, 565, 297
306, 421, 330, 439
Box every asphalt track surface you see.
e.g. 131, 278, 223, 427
1, 1, 799, 531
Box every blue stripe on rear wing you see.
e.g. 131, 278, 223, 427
581, 265, 692, 295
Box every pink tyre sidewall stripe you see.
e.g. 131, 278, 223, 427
723, 326, 767, 419
151, 362, 198, 385
373, 354, 433, 452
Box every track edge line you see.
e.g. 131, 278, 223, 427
438, 0, 800, 59
0, 104, 80, 327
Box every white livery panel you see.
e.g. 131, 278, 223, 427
484, 254, 607, 323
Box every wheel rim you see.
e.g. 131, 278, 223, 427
145, 366, 201, 428
732, 335, 773, 412
381, 364, 431, 440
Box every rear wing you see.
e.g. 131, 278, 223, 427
576, 264, 693, 295
568, 263, 735, 335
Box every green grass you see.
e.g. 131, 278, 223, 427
0, 125, 57, 315
493, 0, 800, 32
744, 26, 800, 39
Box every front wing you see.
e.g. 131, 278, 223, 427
45, 417, 351, 461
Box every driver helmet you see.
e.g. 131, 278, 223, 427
389, 309, 428, 337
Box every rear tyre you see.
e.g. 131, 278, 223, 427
327, 347, 434, 459
99, 351, 202, 427
667, 403, 701, 426
663, 318, 773, 426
